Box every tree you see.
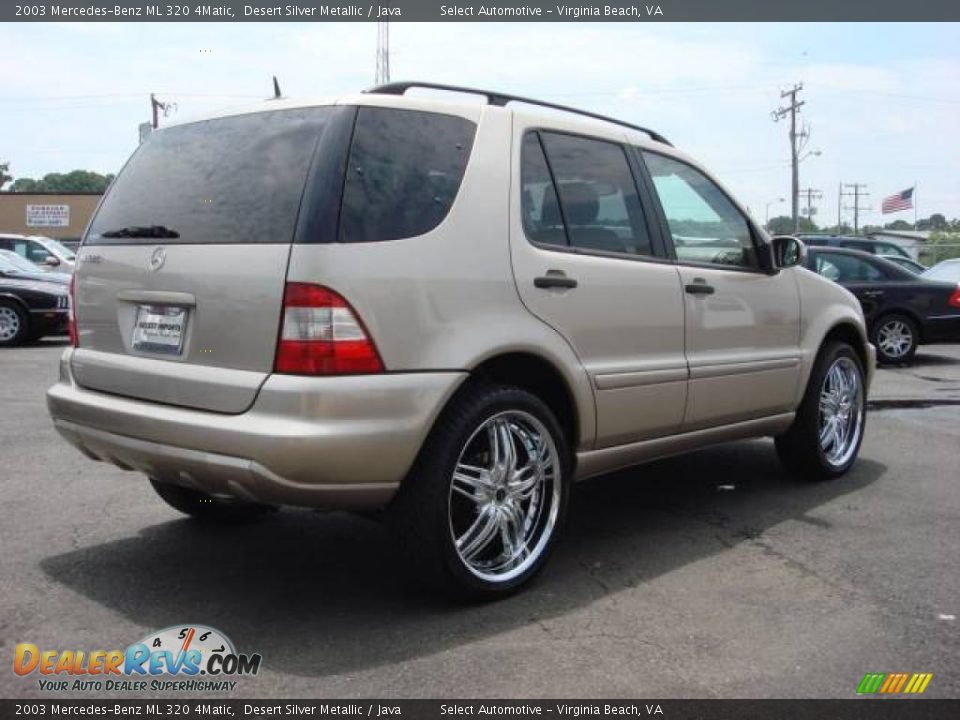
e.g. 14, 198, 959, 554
9, 169, 114, 193
0, 161, 11, 190
925, 230, 960, 263
767, 215, 818, 235
884, 220, 912, 231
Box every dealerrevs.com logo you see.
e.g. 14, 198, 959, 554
14, 624, 261, 693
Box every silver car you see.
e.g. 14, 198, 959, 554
47, 83, 875, 597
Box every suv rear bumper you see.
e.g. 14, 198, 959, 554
47, 349, 465, 509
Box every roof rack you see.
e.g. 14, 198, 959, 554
364, 81, 673, 147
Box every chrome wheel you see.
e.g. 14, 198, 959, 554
0, 306, 22, 342
448, 410, 561, 584
818, 357, 864, 468
876, 319, 913, 360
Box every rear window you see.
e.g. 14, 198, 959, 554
87, 108, 332, 245
338, 107, 476, 242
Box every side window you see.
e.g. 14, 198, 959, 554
520, 133, 566, 247
25, 242, 53, 264
815, 253, 885, 282
339, 107, 476, 242
642, 151, 756, 269
536, 132, 652, 256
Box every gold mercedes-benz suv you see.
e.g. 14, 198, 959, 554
48, 82, 874, 597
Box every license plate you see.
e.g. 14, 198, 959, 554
132, 305, 187, 355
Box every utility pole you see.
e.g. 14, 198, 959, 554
799, 187, 822, 226
772, 83, 805, 232
150, 94, 173, 129
375, 20, 390, 84
837, 181, 843, 230
840, 183, 869, 235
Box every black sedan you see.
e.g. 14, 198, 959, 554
804, 247, 960, 364
0, 253, 70, 346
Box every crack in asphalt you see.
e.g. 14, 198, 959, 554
867, 398, 960, 410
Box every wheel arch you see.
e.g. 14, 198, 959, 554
821, 320, 870, 372
469, 351, 582, 456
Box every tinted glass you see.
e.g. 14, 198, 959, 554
87, 108, 331, 245
538, 133, 652, 256
339, 107, 476, 242
643, 152, 755, 268
520, 133, 566, 247
813, 253, 887, 282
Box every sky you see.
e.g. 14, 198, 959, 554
2, 21, 958, 227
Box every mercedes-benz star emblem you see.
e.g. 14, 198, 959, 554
149, 247, 167, 272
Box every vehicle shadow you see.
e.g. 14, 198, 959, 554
908, 350, 960, 367
40, 440, 884, 679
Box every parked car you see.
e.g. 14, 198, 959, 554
0, 234, 76, 272
47, 82, 875, 597
921, 258, 960, 285
0, 249, 71, 285
0, 259, 70, 346
878, 254, 926, 274
798, 234, 911, 259
804, 247, 960, 364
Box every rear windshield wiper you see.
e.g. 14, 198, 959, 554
100, 225, 180, 239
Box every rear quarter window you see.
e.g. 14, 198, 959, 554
338, 107, 476, 243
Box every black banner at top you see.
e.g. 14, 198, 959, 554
5, 0, 960, 22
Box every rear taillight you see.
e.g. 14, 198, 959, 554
949, 288, 960, 309
68, 274, 78, 347
274, 283, 384, 375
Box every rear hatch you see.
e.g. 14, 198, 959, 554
73, 105, 336, 413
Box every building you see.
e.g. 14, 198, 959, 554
0, 192, 102, 244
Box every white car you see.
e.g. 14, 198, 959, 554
922, 258, 960, 284
0, 233, 76, 273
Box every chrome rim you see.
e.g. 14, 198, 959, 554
0, 306, 21, 342
877, 319, 913, 359
448, 410, 561, 584
818, 357, 864, 468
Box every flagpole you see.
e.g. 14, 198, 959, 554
913, 181, 918, 230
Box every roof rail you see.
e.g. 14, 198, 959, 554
364, 81, 673, 147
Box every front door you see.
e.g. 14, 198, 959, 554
640, 150, 802, 431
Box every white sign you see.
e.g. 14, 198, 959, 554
26, 204, 70, 228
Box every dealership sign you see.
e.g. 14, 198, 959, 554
26, 204, 70, 228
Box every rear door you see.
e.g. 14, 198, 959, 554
73, 107, 336, 413
639, 150, 802, 431
510, 126, 688, 449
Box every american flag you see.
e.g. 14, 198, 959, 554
881, 187, 914, 214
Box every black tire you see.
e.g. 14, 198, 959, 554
389, 380, 571, 600
0, 301, 30, 347
871, 313, 918, 365
149, 479, 274, 523
775, 341, 866, 480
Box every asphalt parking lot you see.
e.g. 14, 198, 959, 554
2, 340, 959, 699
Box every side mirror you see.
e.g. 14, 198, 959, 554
771, 235, 806, 269
42, 256, 60, 267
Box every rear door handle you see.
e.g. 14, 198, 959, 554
684, 283, 715, 295
534, 274, 578, 290
861, 290, 884, 297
